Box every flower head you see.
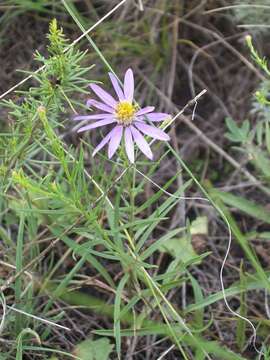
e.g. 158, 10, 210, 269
74, 69, 170, 163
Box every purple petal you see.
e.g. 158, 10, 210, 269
74, 114, 113, 121
77, 118, 116, 133
108, 125, 123, 159
134, 122, 170, 141
124, 68, 134, 102
138, 113, 170, 122
90, 83, 117, 108
108, 72, 125, 101
86, 99, 114, 113
93, 128, 115, 157
130, 125, 153, 160
124, 127, 134, 163
135, 106, 155, 116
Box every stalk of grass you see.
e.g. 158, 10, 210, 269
61, 0, 117, 76
236, 261, 247, 351
15, 213, 25, 336
114, 273, 129, 359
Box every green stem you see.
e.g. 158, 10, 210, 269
128, 165, 135, 239
15, 214, 25, 336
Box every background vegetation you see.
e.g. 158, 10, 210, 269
1, 1, 270, 359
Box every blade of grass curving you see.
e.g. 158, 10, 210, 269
22, 346, 81, 359
16, 328, 41, 360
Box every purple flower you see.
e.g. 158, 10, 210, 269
74, 69, 170, 163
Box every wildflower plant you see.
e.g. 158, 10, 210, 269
0, 19, 206, 358
1, 8, 269, 360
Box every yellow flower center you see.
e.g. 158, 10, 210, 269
115, 101, 136, 125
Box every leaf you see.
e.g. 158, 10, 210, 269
256, 121, 263, 146
159, 217, 207, 262
249, 145, 270, 179
190, 216, 208, 235
188, 273, 204, 328
242, 120, 250, 136
188, 273, 206, 360
73, 338, 114, 360
160, 236, 197, 262
141, 227, 185, 260
186, 265, 270, 314
225, 118, 250, 143
215, 190, 270, 224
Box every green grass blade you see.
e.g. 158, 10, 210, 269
114, 273, 129, 360
236, 262, 247, 351
15, 213, 25, 336
215, 190, 270, 224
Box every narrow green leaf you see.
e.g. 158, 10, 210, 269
114, 274, 129, 360
236, 262, 247, 351
266, 120, 270, 154
215, 190, 270, 224
15, 213, 25, 336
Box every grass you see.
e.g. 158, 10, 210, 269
1, 1, 270, 359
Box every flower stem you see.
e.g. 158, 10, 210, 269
128, 164, 135, 239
